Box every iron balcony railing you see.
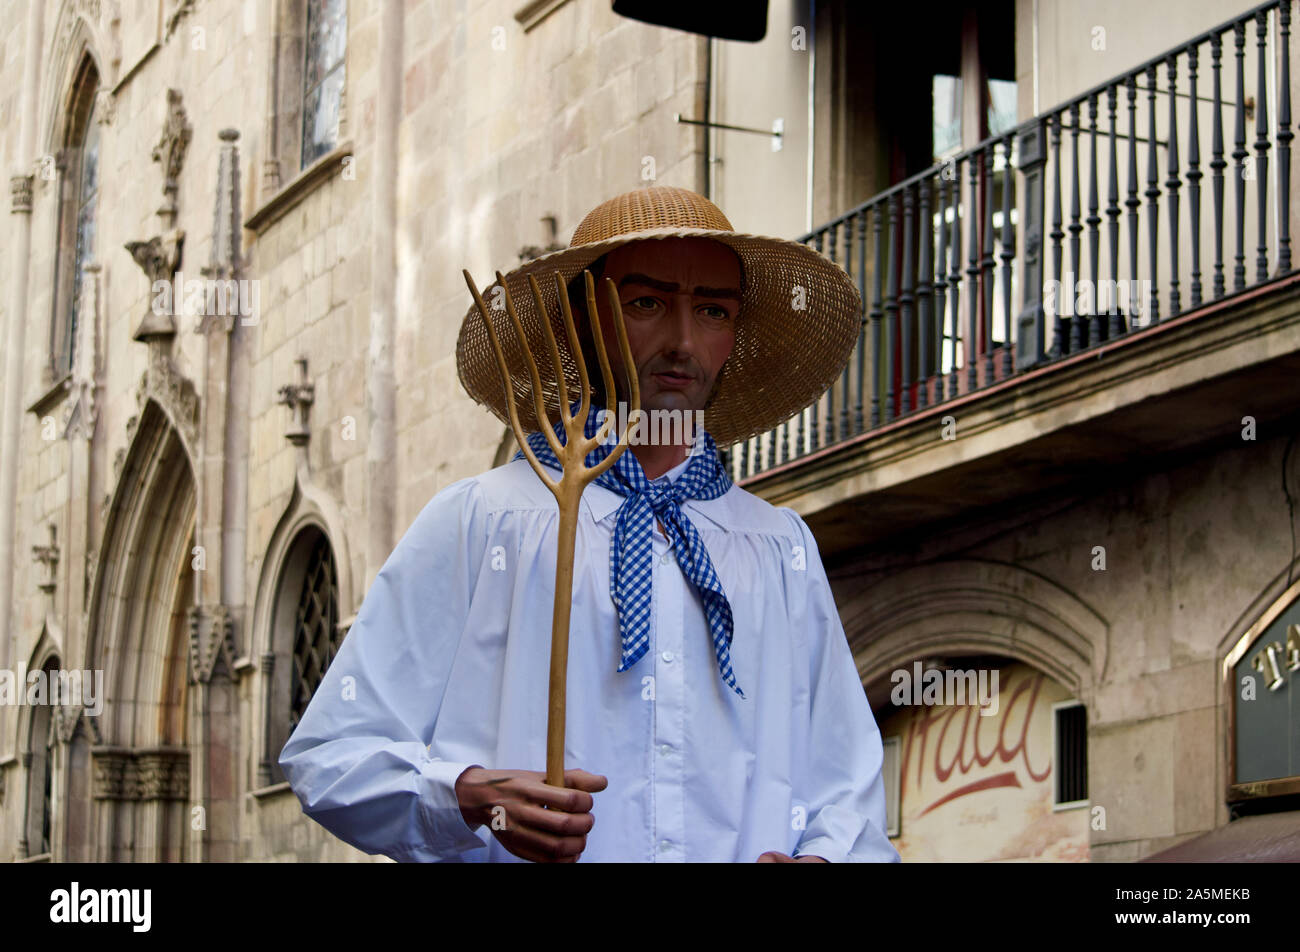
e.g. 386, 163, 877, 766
727, 0, 1296, 481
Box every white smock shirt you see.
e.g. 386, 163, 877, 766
279, 451, 900, 863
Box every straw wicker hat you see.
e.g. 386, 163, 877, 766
456, 185, 862, 448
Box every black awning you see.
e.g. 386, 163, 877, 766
1140, 811, 1300, 862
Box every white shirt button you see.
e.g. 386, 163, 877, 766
661, 650, 674, 663
660, 552, 671, 566
659, 743, 672, 755
659, 839, 672, 852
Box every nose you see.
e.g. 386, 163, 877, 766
664, 292, 697, 359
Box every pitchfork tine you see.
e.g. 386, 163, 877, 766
496, 270, 564, 459
552, 271, 591, 425
583, 274, 639, 478
461, 269, 558, 492
527, 272, 572, 428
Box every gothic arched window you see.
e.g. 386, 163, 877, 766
288, 527, 340, 732
25, 658, 60, 859
301, 0, 347, 169
40, 713, 54, 855
51, 57, 101, 380
263, 523, 346, 788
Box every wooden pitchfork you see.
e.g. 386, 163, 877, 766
462, 267, 640, 788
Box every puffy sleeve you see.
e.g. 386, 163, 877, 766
278, 477, 492, 862
782, 509, 900, 864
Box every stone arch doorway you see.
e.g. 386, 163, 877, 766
81, 399, 196, 862
841, 559, 1107, 862
869, 656, 1092, 862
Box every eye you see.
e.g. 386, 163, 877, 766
700, 304, 733, 321
628, 295, 660, 311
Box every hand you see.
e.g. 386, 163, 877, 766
757, 851, 829, 863
454, 765, 608, 863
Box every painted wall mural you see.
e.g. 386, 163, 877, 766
879, 661, 1091, 862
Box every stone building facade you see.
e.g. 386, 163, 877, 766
0, 0, 715, 862
3, 0, 1298, 863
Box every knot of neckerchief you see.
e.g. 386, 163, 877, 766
515, 402, 744, 698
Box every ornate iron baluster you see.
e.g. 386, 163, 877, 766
1254, 10, 1272, 282
809, 230, 821, 450
886, 193, 900, 419
948, 157, 963, 398
918, 178, 933, 406
1126, 76, 1142, 322
982, 140, 996, 381
1211, 31, 1227, 298
1233, 21, 1247, 293
934, 169, 951, 391
1146, 64, 1161, 323
1087, 93, 1102, 344
1106, 83, 1124, 337
901, 184, 916, 414
1069, 102, 1084, 351
1166, 53, 1182, 317
816, 230, 836, 440
1187, 43, 1204, 309
855, 210, 868, 432
835, 220, 850, 438
870, 203, 884, 429
1000, 133, 1016, 377
1050, 113, 1066, 358
1279, 1, 1294, 273
790, 387, 800, 460
967, 150, 981, 391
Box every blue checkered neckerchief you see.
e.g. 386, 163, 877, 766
514, 402, 744, 699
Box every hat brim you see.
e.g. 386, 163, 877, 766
456, 226, 862, 448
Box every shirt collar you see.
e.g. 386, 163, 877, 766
583, 451, 693, 523
658, 455, 693, 483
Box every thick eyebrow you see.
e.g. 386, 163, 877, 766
618, 272, 741, 301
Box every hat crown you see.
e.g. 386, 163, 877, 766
570, 186, 734, 247
458, 185, 862, 447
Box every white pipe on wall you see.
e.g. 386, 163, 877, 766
806, 0, 816, 233
1032, 0, 1040, 116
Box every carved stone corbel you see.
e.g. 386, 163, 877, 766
55, 703, 97, 745
94, 88, 116, 127
10, 174, 32, 214
126, 232, 184, 343
91, 748, 131, 800
31, 524, 58, 598
134, 750, 190, 801
91, 747, 187, 801
277, 357, 314, 447
188, 604, 237, 684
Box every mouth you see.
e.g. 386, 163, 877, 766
652, 371, 695, 389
